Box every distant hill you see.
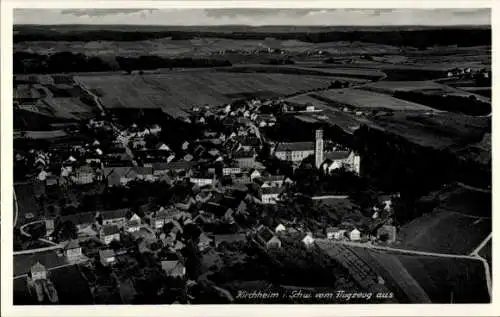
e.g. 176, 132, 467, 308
13, 25, 491, 48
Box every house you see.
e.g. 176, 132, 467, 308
274, 142, 314, 163
61, 212, 96, 232
126, 213, 141, 233
64, 240, 82, 261
103, 166, 135, 187
45, 219, 55, 236
30, 262, 47, 281
213, 234, 247, 248
198, 233, 212, 251
133, 167, 154, 181
161, 261, 186, 278
249, 169, 262, 181
377, 225, 397, 243
190, 176, 214, 187
256, 226, 282, 249
259, 187, 283, 204
99, 225, 121, 245
181, 141, 190, 151
326, 227, 346, 240
99, 209, 128, 227
233, 150, 256, 169
232, 172, 251, 185
321, 151, 361, 175
222, 166, 242, 176
259, 175, 285, 188
306, 105, 316, 112
70, 166, 96, 185
349, 228, 361, 241
99, 249, 116, 267
302, 233, 315, 248
275, 224, 286, 233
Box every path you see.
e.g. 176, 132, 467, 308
14, 188, 19, 227
14, 263, 76, 280
457, 182, 491, 194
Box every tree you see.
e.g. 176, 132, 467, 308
58, 220, 78, 241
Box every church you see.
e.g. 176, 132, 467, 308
273, 129, 361, 175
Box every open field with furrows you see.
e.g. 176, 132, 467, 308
349, 247, 431, 303
364, 111, 490, 150
345, 245, 489, 303
286, 94, 329, 107
218, 65, 384, 80
396, 210, 491, 255
360, 80, 491, 104
434, 185, 491, 218
75, 72, 346, 116
311, 88, 434, 111
395, 254, 489, 303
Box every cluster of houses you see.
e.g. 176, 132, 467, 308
446, 67, 490, 80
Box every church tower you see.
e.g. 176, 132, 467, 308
315, 129, 324, 169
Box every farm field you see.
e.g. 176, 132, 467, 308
15, 38, 402, 57
360, 80, 491, 104
396, 254, 489, 303
220, 64, 384, 80
286, 94, 329, 108
396, 210, 491, 255
76, 72, 346, 117
435, 185, 491, 218
364, 111, 490, 150
312, 88, 434, 111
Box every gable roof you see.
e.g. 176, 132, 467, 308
261, 187, 284, 195
324, 151, 351, 161
99, 249, 115, 259
275, 142, 314, 153
161, 260, 185, 276
102, 225, 120, 236
64, 239, 81, 250
100, 209, 128, 220
257, 226, 275, 242
61, 212, 96, 226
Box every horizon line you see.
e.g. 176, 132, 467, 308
14, 23, 491, 27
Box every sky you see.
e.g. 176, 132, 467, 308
14, 8, 491, 26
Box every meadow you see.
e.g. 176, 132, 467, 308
75, 72, 345, 117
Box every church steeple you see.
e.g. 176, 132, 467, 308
315, 129, 324, 169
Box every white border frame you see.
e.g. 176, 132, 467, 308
1, 1, 498, 316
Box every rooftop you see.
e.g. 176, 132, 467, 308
102, 225, 120, 236
275, 142, 314, 153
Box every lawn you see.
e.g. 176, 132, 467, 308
14, 183, 40, 226
397, 210, 491, 255
50, 265, 94, 304
75, 72, 347, 117
14, 250, 69, 277
313, 88, 433, 111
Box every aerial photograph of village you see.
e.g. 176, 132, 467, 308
12, 8, 492, 305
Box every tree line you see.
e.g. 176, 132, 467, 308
13, 51, 232, 74
14, 28, 491, 48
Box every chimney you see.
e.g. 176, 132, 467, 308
315, 129, 324, 169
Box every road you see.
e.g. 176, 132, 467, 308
457, 182, 491, 194
14, 188, 19, 227
315, 238, 492, 300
